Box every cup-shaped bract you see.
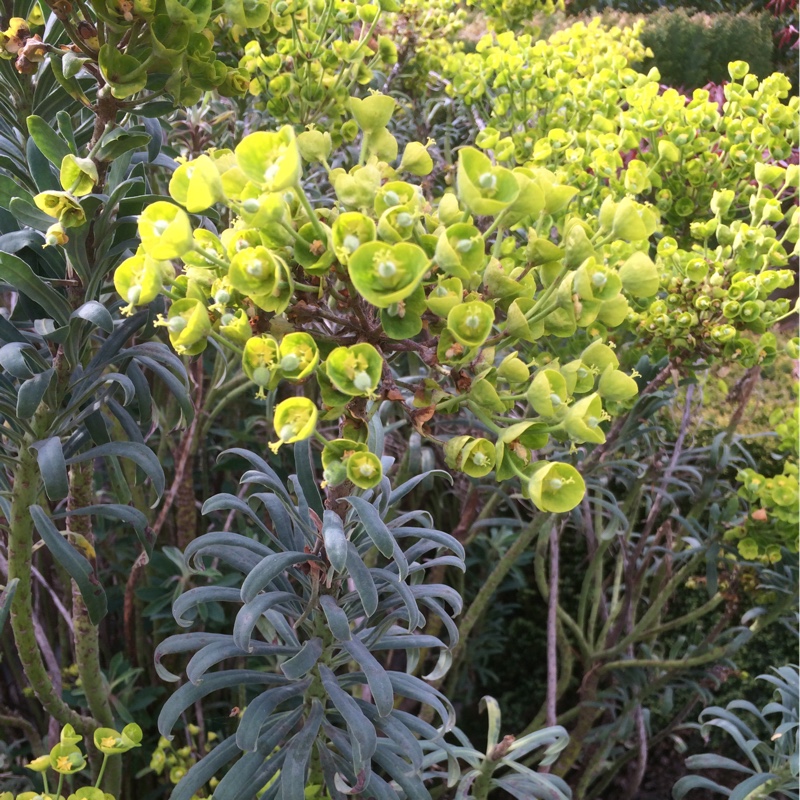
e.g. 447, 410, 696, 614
435, 223, 484, 282
278, 332, 319, 381
242, 334, 280, 391
528, 461, 586, 513
447, 300, 494, 348
49, 743, 86, 775
456, 147, 520, 217
349, 93, 396, 132
114, 250, 166, 311
427, 277, 464, 317
270, 397, 318, 452
164, 298, 211, 355
93, 723, 143, 755
59, 155, 98, 197
169, 155, 225, 213
235, 126, 301, 192
322, 438, 368, 487
528, 369, 569, 417
564, 392, 606, 444
325, 343, 383, 397
138, 201, 194, 260
346, 450, 383, 489
619, 251, 659, 297
348, 241, 429, 308
444, 435, 495, 477
399, 140, 433, 176
598, 365, 639, 401
34, 191, 86, 228
228, 246, 294, 313
332, 212, 376, 265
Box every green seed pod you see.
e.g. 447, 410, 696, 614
564, 393, 606, 444
527, 462, 585, 513
169, 155, 225, 213
435, 223, 484, 282
182, 229, 227, 268
235, 125, 301, 191
228, 246, 294, 313
164, 298, 211, 356
218, 308, 252, 345
527, 369, 568, 417
278, 332, 319, 381
447, 300, 494, 348
269, 397, 318, 453
374, 181, 420, 216
138, 201, 194, 260
456, 147, 520, 217
346, 451, 383, 489
325, 343, 383, 397
348, 241, 429, 308
561, 359, 595, 394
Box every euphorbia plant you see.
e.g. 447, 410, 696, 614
111, 93, 671, 515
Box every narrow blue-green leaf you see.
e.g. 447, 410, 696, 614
187, 640, 293, 685
372, 745, 429, 800
729, 774, 781, 800
66, 442, 164, 504
30, 505, 107, 624
280, 699, 324, 800
672, 775, 732, 799
389, 471, 452, 508
341, 638, 393, 718
158, 671, 287, 740
55, 503, 152, 558
240, 552, 322, 603
346, 542, 378, 617
71, 300, 114, 333
233, 591, 301, 652
344, 496, 394, 558
154, 632, 233, 682
27, 116, 70, 165
169, 735, 240, 800
16, 368, 53, 418
319, 594, 351, 641
172, 587, 243, 628
30, 437, 68, 501
236, 681, 312, 753
322, 509, 347, 572
0, 251, 71, 325
294, 438, 323, 517
281, 637, 323, 680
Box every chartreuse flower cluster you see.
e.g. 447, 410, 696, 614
0, 723, 141, 800
237, 0, 400, 130
729, 391, 799, 562
108, 93, 676, 514
147, 724, 219, 799
440, 24, 799, 243
0, 0, 249, 104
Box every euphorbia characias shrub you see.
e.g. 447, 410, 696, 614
108, 93, 675, 514
439, 24, 799, 243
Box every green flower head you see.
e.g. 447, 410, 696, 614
332, 212, 376, 265
169, 155, 225, 213
374, 181, 420, 216
49, 743, 86, 775
325, 343, 382, 397
321, 438, 368, 487
60, 154, 98, 197
348, 241, 429, 308
346, 451, 383, 489
93, 723, 142, 755
435, 223, 484, 282
278, 332, 319, 381
528, 369, 569, 418
597, 366, 638, 402
242, 334, 280, 395
228, 246, 294, 313
138, 202, 194, 260
444, 435, 495, 478
527, 462, 585, 513
564, 393, 607, 445
456, 147, 520, 217
399, 140, 434, 176
34, 191, 86, 228
218, 308, 252, 345
235, 126, 301, 192
114, 250, 167, 314
619, 251, 659, 298
447, 300, 494, 348
427, 277, 463, 317
269, 397, 318, 453
349, 93, 396, 133
161, 298, 211, 355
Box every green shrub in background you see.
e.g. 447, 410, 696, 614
639, 9, 776, 88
